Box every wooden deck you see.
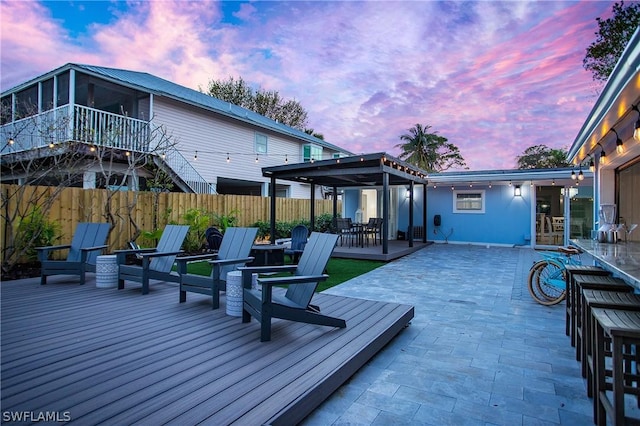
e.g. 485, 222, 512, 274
1, 275, 414, 425
332, 239, 431, 261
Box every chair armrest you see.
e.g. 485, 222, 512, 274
114, 248, 157, 255
114, 248, 157, 264
209, 257, 254, 267
80, 244, 109, 253
175, 253, 219, 263
238, 265, 298, 274
140, 250, 184, 259
35, 244, 71, 252
257, 274, 329, 288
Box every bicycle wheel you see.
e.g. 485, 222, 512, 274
531, 260, 566, 305
528, 261, 554, 304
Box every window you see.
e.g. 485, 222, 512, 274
255, 133, 268, 154
453, 190, 485, 213
303, 144, 322, 162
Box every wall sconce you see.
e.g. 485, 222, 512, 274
612, 128, 624, 154
514, 185, 522, 197
405, 187, 411, 198
633, 104, 640, 142
194, 151, 198, 161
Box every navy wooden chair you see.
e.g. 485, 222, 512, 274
241, 232, 346, 342
177, 227, 258, 309
37, 222, 110, 285
116, 225, 189, 294
283, 224, 308, 262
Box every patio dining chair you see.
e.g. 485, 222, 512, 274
177, 227, 258, 309
116, 225, 189, 294
37, 222, 110, 285
240, 232, 346, 342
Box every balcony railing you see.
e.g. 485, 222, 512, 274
1, 105, 215, 193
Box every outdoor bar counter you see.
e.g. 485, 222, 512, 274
571, 238, 640, 290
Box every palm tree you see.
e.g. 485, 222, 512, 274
395, 124, 466, 172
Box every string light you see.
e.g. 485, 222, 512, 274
8, 137, 14, 145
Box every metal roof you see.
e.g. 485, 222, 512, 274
427, 167, 593, 186
1, 63, 352, 156
262, 152, 428, 187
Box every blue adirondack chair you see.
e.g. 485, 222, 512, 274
283, 224, 308, 262
37, 222, 110, 285
116, 225, 189, 294
176, 227, 258, 309
240, 232, 346, 342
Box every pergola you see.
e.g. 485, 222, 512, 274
262, 152, 429, 255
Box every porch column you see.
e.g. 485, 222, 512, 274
310, 183, 316, 231
382, 172, 389, 254
270, 176, 276, 244
408, 180, 414, 247
422, 183, 427, 243
332, 185, 338, 224
83, 171, 96, 189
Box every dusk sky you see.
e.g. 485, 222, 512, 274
0, 1, 613, 170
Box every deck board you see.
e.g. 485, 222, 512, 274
1, 274, 413, 425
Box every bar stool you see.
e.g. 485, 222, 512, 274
574, 275, 632, 363
582, 290, 640, 398
591, 308, 640, 425
565, 265, 611, 343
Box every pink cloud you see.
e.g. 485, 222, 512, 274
0, 0, 614, 171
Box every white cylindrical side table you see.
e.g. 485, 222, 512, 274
226, 271, 243, 316
96, 255, 118, 288
226, 271, 258, 316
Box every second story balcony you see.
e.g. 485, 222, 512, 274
1, 105, 215, 194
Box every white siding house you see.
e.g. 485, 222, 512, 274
0, 63, 352, 198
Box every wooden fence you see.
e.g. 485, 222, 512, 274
1, 185, 340, 260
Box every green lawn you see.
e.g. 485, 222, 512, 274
185, 258, 385, 292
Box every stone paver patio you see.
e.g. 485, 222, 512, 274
304, 244, 593, 425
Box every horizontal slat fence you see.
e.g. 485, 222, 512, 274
1, 185, 340, 261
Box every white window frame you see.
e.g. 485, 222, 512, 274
255, 133, 268, 154
453, 190, 485, 214
303, 144, 322, 162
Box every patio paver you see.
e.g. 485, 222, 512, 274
304, 244, 593, 425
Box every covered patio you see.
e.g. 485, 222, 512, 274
262, 152, 429, 258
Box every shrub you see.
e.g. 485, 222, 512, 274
15, 207, 60, 260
